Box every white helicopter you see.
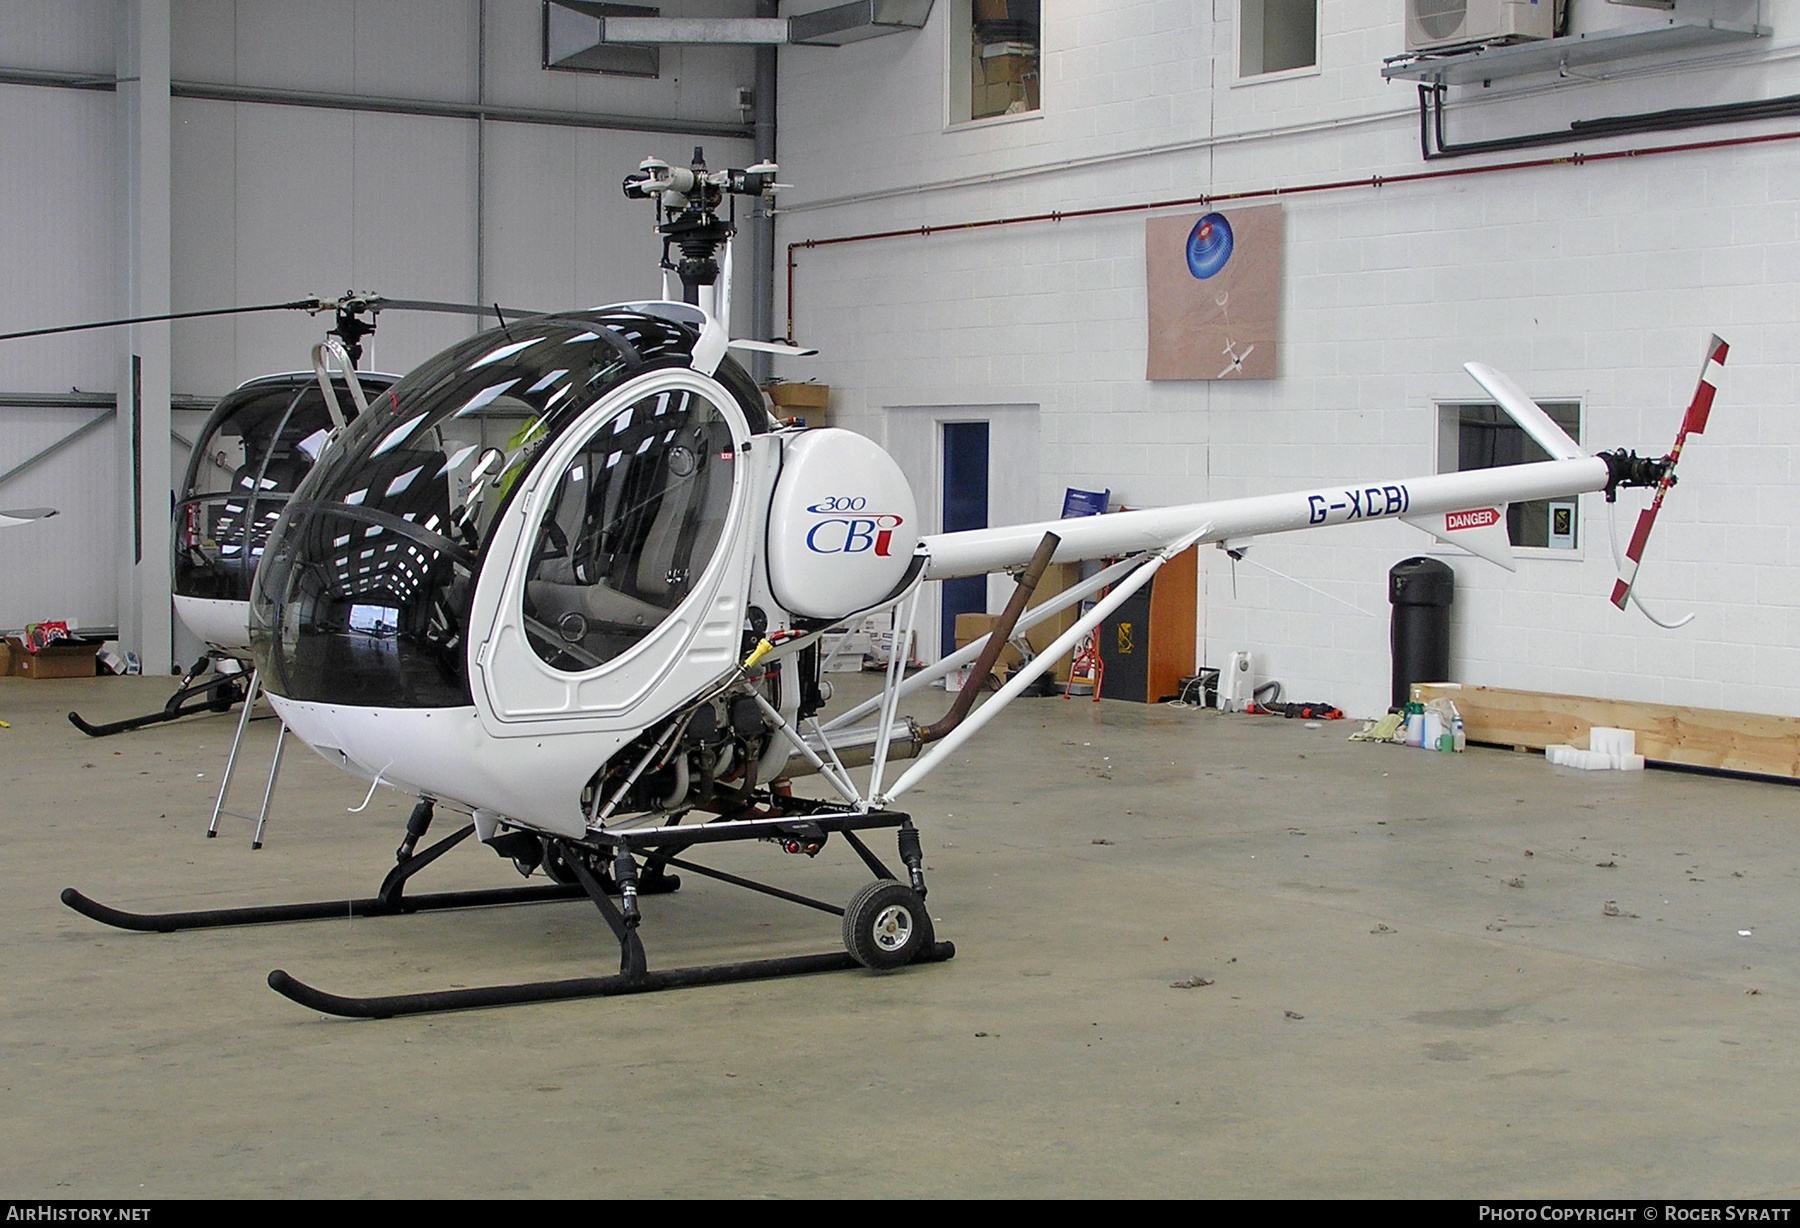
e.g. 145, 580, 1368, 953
61, 149, 1724, 1017
11, 296, 520, 844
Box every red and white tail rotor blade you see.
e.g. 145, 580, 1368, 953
1610, 334, 1728, 614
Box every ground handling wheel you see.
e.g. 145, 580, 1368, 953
842, 880, 933, 970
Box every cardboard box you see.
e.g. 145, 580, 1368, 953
952, 562, 1082, 686
984, 53, 1027, 85
767, 382, 830, 410
953, 613, 1009, 689
6, 636, 100, 679
985, 83, 1024, 117
821, 630, 869, 672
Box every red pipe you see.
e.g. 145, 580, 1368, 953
784, 126, 1800, 342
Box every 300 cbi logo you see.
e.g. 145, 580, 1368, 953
804, 497, 905, 557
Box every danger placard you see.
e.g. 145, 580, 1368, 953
1445, 508, 1501, 531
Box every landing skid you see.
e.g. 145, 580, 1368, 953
269, 944, 958, 1019
60, 817, 588, 933
68, 652, 250, 738
270, 803, 952, 1018
63, 800, 953, 1017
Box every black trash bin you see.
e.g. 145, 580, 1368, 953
1389, 556, 1454, 711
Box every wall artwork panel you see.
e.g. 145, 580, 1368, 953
1145, 204, 1281, 381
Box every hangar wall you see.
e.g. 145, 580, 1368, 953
0, 0, 754, 662
774, 0, 1800, 718
0, 3, 128, 640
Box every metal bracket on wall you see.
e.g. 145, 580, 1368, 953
0, 409, 114, 495
0, 393, 214, 494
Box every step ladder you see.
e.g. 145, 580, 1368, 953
206, 668, 288, 849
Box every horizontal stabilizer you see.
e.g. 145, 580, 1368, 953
729, 338, 819, 357
1402, 505, 1515, 570
1463, 363, 1585, 461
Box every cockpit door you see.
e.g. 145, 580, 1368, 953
466, 368, 754, 735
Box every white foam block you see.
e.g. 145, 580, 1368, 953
1588, 727, 1637, 757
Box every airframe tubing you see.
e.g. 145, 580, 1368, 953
820, 553, 1147, 733
752, 691, 863, 805
881, 527, 1208, 803
918, 531, 1061, 743
865, 586, 922, 802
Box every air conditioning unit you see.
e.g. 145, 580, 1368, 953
1406, 0, 1553, 53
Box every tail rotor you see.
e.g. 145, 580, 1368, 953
1608, 334, 1729, 625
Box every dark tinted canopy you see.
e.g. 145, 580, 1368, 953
249, 309, 766, 709
174, 372, 398, 603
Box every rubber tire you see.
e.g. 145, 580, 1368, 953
842, 880, 932, 970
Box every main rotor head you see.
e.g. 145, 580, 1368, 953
622, 146, 781, 301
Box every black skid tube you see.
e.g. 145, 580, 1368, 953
268, 941, 958, 1019
59, 883, 584, 933
68, 672, 249, 737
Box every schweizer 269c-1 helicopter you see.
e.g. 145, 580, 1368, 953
60, 149, 1726, 1018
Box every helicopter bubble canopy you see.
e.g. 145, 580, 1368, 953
174, 370, 399, 653
249, 308, 770, 713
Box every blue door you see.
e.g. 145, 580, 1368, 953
940, 421, 990, 658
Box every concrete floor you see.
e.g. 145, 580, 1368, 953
2, 672, 1798, 1198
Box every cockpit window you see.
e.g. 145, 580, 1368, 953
251, 313, 714, 708
522, 387, 736, 672
175, 376, 396, 603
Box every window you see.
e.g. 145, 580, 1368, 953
1439, 402, 1582, 550
951, 0, 1040, 124
523, 388, 736, 672
1239, 0, 1317, 78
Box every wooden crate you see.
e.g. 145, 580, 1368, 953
1412, 682, 1800, 780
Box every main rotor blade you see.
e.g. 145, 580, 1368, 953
363, 298, 546, 321
0, 300, 319, 344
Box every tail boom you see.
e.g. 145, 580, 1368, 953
922, 456, 1611, 580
